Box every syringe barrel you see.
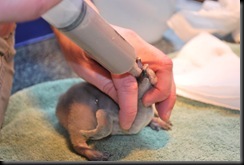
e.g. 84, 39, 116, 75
42, 0, 140, 75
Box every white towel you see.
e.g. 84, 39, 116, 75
167, 0, 240, 43
172, 32, 240, 110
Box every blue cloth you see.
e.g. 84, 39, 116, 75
15, 18, 54, 48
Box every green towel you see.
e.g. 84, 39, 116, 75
0, 78, 240, 162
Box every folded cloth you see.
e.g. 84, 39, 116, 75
172, 32, 240, 110
0, 77, 241, 161
167, 0, 240, 43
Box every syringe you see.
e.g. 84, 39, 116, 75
42, 0, 142, 77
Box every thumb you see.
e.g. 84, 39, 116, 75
112, 73, 138, 130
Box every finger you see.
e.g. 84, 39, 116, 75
112, 74, 138, 130
142, 59, 174, 107
68, 57, 119, 103
155, 80, 176, 121
54, 28, 119, 102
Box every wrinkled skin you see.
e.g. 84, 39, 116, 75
56, 66, 172, 161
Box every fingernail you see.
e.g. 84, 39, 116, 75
121, 123, 131, 131
164, 111, 171, 121
143, 101, 153, 107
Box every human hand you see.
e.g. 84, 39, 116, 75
112, 25, 176, 123
0, 0, 61, 23
53, 24, 176, 130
